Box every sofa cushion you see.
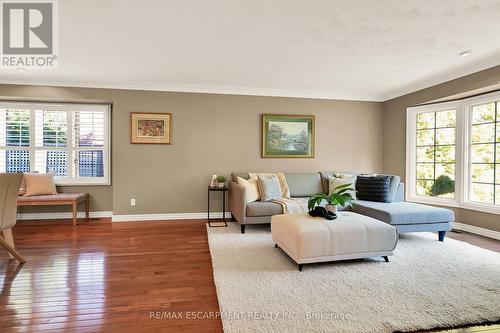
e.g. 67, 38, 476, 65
246, 201, 283, 216
320, 171, 357, 194
285, 173, 323, 197
352, 200, 454, 225
356, 175, 392, 202
378, 174, 401, 202
328, 174, 356, 199
237, 176, 260, 202
257, 175, 282, 201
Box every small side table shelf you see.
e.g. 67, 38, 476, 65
207, 185, 228, 227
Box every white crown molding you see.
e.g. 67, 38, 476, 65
0, 78, 384, 102
0, 53, 498, 102
452, 222, 500, 241
382, 53, 500, 101
111, 212, 231, 222
17, 211, 113, 221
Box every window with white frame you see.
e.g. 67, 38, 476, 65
0, 102, 111, 185
407, 91, 500, 214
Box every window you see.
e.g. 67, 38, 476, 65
0, 102, 111, 185
468, 101, 500, 205
407, 92, 500, 214
415, 109, 456, 198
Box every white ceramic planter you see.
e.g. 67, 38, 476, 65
325, 204, 338, 214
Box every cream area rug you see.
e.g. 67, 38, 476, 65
207, 222, 500, 333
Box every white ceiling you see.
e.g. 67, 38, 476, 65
2, 0, 500, 101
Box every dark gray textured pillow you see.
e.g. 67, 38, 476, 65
356, 175, 392, 203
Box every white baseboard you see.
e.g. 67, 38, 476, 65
452, 222, 500, 240
111, 212, 231, 222
17, 211, 231, 222
17, 211, 113, 221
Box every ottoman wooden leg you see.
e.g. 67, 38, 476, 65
298, 264, 303, 272
383, 256, 389, 262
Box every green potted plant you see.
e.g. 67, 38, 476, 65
217, 175, 227, 188
308, 183, 355, 214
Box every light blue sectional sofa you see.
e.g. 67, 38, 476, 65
229, 172, 454, 241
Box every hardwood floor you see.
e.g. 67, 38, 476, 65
0, 219, 223, 333
0, 220, 498, 333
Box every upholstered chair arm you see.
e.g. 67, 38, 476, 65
229, 181, 247, 224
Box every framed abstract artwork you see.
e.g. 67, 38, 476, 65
130, 112, 172, 144
261, 114, 315, 158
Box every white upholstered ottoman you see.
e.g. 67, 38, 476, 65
271, 212, 397, 271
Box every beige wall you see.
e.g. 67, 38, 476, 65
383, 65, 500, 231
0, 84, 384, 215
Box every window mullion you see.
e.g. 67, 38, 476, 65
29, 109, 36, 172
67, 110, 74, 178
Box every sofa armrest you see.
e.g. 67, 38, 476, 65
229, 181, 247, 224
393, 183, 405, 202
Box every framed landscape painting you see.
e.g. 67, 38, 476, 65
130, 112, 172, 144
262, 114, 315, 158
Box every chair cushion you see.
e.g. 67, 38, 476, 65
246, 201, 283, 217
352, 200, 455, 225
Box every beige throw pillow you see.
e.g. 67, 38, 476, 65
328, 174, 356, 199
18, 176, 26, 196
23, 172, 58, 197
237, 176, 260, 203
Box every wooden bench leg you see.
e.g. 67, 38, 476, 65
1, 228, 26, 263
72, 202, 77, 226
85, 198, 90, 222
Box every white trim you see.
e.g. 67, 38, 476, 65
111, 212, 232, 222
452, 222, 500, 241
17, 211, 113, 220
0, 79, 384, 102
16, 211, 231, 222
406, 101, 461, 204
1, 54, 499, 102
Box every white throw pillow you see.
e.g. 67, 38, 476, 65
328, 174, 356, 199
237, 176, 260, 203
257, 175, 282, 201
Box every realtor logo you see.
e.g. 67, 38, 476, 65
1, 0, 57, 68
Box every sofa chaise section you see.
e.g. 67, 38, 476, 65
352, 200, 453, 241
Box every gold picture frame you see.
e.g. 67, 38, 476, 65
261, 114, 315, 158
130, 112, 172, 144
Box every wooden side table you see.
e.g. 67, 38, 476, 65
207, 185, 228, 227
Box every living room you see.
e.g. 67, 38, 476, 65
0, 1, 499, 333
